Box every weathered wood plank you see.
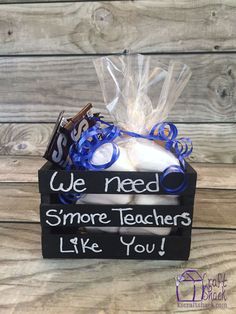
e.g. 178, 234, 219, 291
0, 156, 43, 183
177, 123, 236, 163
0, 124, 52, 156
0, 0, 115, 2
193, 163, 236, 189
194, 189, 236, 228
0, 54, 236, 123
0, 183, 39, 222
0, 0, 62, 2
0, 123, 235, 163
0, 1, 236, 54
0, 183, 235, 229
0, 157, 236, 189
0, 224, 235, 313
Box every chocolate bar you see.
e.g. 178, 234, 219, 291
44, 104, 95, 168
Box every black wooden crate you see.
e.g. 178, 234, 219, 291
38, 161, 197, 260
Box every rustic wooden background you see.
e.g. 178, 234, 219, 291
0, 1, 235, 313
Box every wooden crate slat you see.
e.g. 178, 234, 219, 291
38, 161, 197, 195
0, 2, 235, 54
40, 203, 194, 228
41, 232, 191, 260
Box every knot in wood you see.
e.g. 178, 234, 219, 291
93, 7, 114, 32
0, 20, 14, 43
209, 72, 234, 104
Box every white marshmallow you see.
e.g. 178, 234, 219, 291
127, 138, 179, 172
85, 227, 119, 233
119, 227, 171, 236
91, 142, 135, 171
135, 194, 179, 205
76, 193, 133, 205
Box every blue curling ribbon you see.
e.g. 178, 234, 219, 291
160, 165, 188, 194
59, 192, 82, 205
59, 123, 121, 204
70, 123, 121, 170
59, 117, 193, 203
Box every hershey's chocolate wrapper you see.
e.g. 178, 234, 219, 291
44, 104, 94, 168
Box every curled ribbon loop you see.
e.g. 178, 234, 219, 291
70, 123, 120, 171
160, 165, 188, 194
174, 137, 193, 160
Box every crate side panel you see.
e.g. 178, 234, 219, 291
41, 233, 191, 260
40, 204, 193, 229
39, 168, 197, 195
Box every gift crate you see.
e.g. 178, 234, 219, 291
38, 161, 197, 260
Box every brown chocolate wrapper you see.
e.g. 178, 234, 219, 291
44, 104, 95, 169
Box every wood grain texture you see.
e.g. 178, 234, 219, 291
0, 183, 235, 229
0, 224, 235, 313
0, 54, 236, 123
194, 189, 236, 228
0, 156, 236, 189
0, 0, 70, 2
0, 1, 236, 54
0, 124, 51, 156
0, 156, 43, 183
193, 163, 236, 189
0, 183, 39, 222
0, 122, 235, 163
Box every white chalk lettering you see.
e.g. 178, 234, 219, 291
45, 209, 111, 226
111, 208, 132, 225
111, 208, 191, 227
120, 236, 136, 256
49, 172, 86, 193
146, 174, 159, 192
153, 210, 165, 226
104, 174, 159, 193
104, 176, 120, 192
46, 208, 191, 228
136, 213, 153, 225
60, 237, 74, 253
63, 212, 80, 225
120, 236, 156, 256
135, 244, 145, 253
81, 238, 102, 253
132, 179, 146, 193
179, 212, 192, 226
60, 237, 102, 254
120, 178, 133, 192
164, 215, 173, 225
46, 209, 62, 226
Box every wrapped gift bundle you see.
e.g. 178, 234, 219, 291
39, 54, 197, 260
